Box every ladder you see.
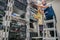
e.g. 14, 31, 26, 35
25, 0, 30, 40
3, 0, 14, 40
43, 16, 57, 40
32, 16, 58, 40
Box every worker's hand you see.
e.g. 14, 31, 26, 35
40, 10, 44, 15
39, 5, 49, 8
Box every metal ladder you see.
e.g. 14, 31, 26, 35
3, 0, 14, 40
43, 16, 57, 40
25, 0, 30, 40
32, 16, 58, 40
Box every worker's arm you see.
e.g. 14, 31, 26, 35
40, 5, 49, 8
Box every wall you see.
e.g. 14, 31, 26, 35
52, 0, 60, 37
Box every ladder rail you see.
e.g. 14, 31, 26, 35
3, 0, 14, 40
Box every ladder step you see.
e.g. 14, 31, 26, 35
43, 37, 58, 39
32, 37, 43, 39
44, 19, 54, 23
32, 37, 58, 39
3, 32, 8, 38
43, 28, 56, 30
29, 28, 37, 32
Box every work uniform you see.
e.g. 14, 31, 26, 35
34, 6, 43, 31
